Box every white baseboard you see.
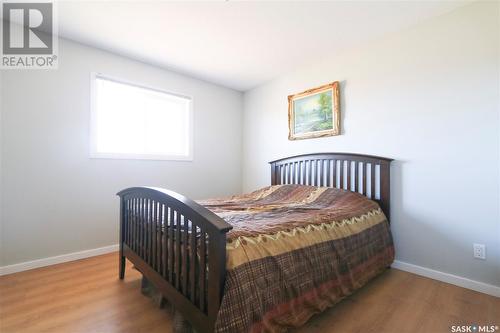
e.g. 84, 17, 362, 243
0, 244, 119, 276
392, 260, 500, 297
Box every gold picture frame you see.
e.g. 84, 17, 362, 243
288, 82, 340, 140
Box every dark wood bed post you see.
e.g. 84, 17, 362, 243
379, 162, 391, 221
207, 233, 227, 326
269, 152, 393, 222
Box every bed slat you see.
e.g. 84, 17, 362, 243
175, 213, 182, 290
319, 160, 324, 186
182, 218, 189, 294
362, 163, 367, 195
189, 225, 197, 303
347, 161, 351, 191
199, 230, 206, 313
371, 163, 376, 199
354, 162, 359, 192
169, 208, 175, 284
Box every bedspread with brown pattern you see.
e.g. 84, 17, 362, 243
197, 185, 394, 333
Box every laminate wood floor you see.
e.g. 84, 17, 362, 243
1, 253, 498, 333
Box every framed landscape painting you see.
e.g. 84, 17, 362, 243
288, 82, 340, 140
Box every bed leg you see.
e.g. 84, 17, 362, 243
119, 255, 126, 279
119, 196, 126, 280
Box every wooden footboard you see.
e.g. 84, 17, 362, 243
117, 187, 232, 333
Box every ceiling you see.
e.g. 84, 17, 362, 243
55, 1, 469, 91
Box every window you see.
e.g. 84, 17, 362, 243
90, 73, 193, 160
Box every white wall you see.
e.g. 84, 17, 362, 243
1, 38, 243, 266
242, 2, 500, 286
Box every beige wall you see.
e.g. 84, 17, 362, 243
0, 39, 243, 266
242, 2, 500, 286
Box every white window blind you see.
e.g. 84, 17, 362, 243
90, 74, 192, 160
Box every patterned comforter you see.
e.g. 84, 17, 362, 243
197, 184, 394, 333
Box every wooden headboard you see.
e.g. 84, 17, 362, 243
269, 153, 393, 221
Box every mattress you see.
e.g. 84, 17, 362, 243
196, 184, 394, 333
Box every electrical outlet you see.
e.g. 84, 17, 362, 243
473, 243, 486, 260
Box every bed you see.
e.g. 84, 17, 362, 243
117, 153, 394, 333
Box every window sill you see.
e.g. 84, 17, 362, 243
89, 152, 193, 161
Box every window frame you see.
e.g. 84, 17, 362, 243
89, 72, 194, 161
